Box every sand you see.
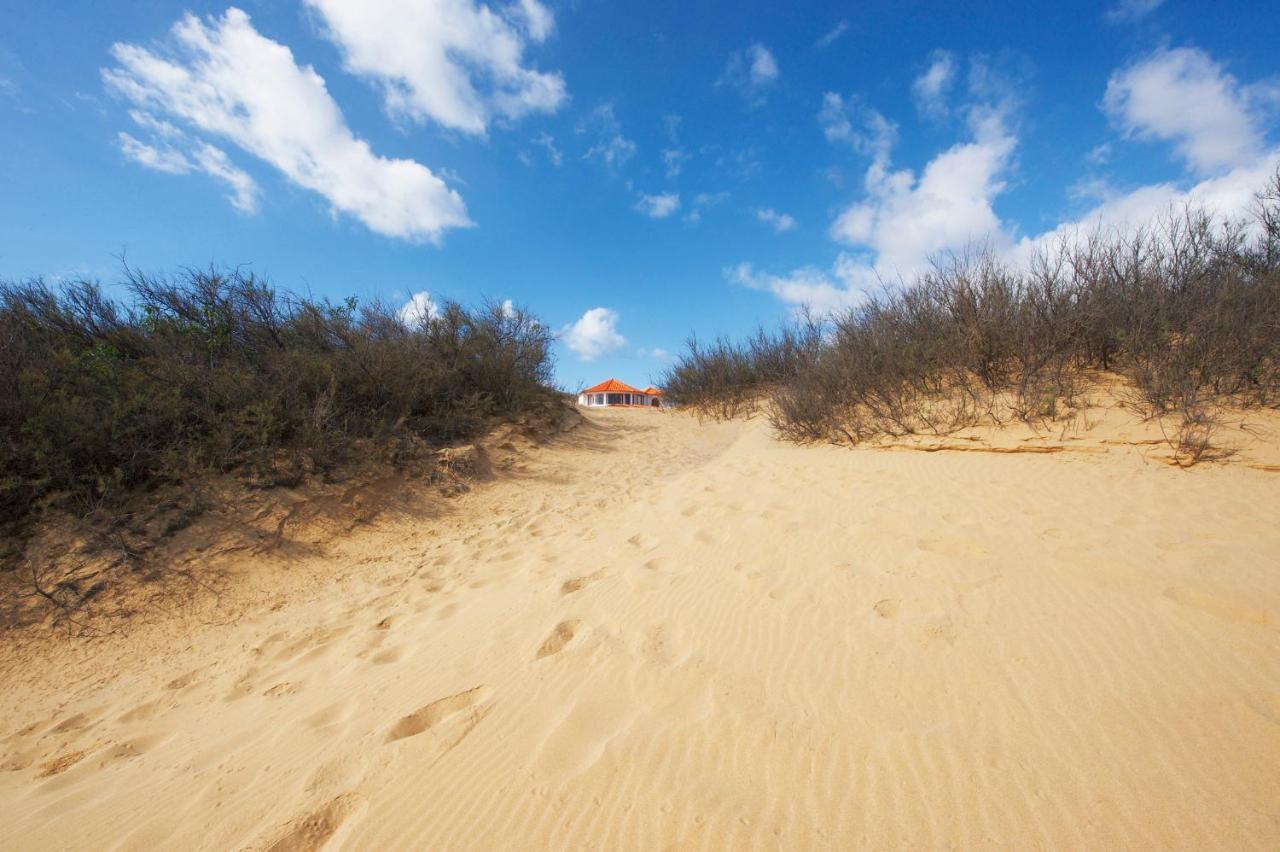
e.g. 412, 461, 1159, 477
2, 406, 1279, 850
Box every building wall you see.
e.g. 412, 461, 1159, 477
577, 392, 660, 407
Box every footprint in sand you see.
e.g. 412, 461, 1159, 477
371, 646, 406, 665
561, 570, 604, 595
97, 732, 171, 767
1164, 586, 1274, 629
50, 712, 96, 735
626, 532, 659, 551
117, 698, 174, 725
386, 686, 492, 743
263, 792, 368, 852
307, 698, 356, 731
165, 668, 204, 692
37, 749, 87, 778
536, 620, 581, 659
263, 682, 303, 698
873, 599, 900, 618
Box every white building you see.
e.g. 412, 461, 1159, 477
577, 378, 666, 408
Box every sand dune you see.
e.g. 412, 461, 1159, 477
2, 407, 1279, 849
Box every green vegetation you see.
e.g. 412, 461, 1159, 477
0, 267, 558, 536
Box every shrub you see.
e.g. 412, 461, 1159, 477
0, 267, 558, 531
662, 169, 1280, 461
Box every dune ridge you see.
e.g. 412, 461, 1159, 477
2, 405, 1279, 850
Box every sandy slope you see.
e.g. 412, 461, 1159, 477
2, 407, 1279, 850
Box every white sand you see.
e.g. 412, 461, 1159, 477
2, 407, 1279, 849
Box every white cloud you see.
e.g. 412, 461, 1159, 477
103, 8, 470, 242
118, 132, 192, 175
749, 44, 779, 85
729, 259, 868, 317
1105, 0, 1164, 24
398, 291, 440, 326
755, 207, 796, 232
828, 120, 1016, 277
190, 141, 261, 213
818, 92, 897, 160
499, 298, 516, 318
718, 43, 779, 107
1011, 151, 1280, 265
911, 50, 956, 120
512, 0, 554, 40
303, 0, 565, 135
561, 307, 626, 361
530, 131, 562, 166
745, 45, 1279, 317
662, 147, 691, 178
579, 103, 637, 170
1103, 47, 1272, 175
120, 111, 263, 213
1087, 142, 1112, 165
826, 62, 1019, 281
736, 61, 1022, 312
635, 192, 680, 218
684, 190, 729, 223
118, 130, 261, 213
815, 20, 848, 50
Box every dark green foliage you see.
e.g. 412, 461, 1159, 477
0, 268, 557, 527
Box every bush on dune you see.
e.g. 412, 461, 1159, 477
0, 267, 558, 537
662, 170, 1280, 462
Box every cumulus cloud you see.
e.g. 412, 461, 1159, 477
911, 50, 956, 120
103, 8, 470, 242
561, 307, 626, 360
718, 43, 779, 108
1103, 46, 1274, 175
827, 116, 1016, 277
398, 291, 440, 326
635, 192, 680, 218
303, 0, 565, 135
826, 57, 1020, 282
1104, 0, 1164, 24
579, 103, 637, 170
755, 208, 796, 232
735, 57, 1021, 312
743, 46, 1279, 315
1011, 151, 1280, 265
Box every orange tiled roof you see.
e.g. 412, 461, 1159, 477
582, 378, 643, 394
643, 386, 663, 396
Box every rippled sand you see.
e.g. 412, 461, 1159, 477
2, 406, 1279, 849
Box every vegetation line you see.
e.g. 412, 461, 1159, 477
661, 170, 1280, 467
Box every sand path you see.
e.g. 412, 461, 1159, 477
2, 409, 1278, 849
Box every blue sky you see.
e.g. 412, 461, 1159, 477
2, 1, 1278, 389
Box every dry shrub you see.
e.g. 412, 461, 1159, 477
662, 169, 1280, 464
